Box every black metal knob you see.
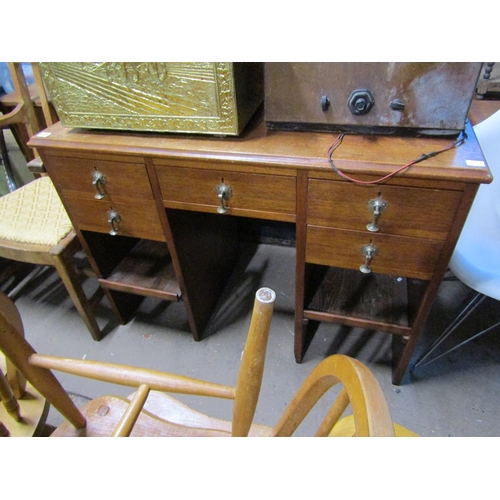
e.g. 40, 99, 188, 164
320, 95, 330, 112
348, 89, 375, 115
390, 98, 406, 111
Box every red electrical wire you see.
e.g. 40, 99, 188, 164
327, 131, 468, 185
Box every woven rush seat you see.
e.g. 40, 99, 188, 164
0, 176, 72, 246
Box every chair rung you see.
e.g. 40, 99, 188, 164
0, 260, 27, 283
5, 265, 48, 299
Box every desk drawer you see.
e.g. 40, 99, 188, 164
308, 179, 462, 240
156, 165, 296, 222
306, 225, 442, 280
46, 156, 155, 205
63, 197, 165, 242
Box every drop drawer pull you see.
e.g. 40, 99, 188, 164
93, 170, 107, 200
360, 242, 378, 274
107, 209, 121, 236
216, 182, 232, 214
366, 195, 388, 232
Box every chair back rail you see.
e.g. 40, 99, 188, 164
271, 354, 396, 437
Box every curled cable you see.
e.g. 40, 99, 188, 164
327, 129, 468, 185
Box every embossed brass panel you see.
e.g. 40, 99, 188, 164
39, 62, 263, 135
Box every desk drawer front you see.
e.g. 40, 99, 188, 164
63, 197, 165, 241
46, 156, 154, 205
156, 165, 296, 221
308, 179, 461, 240
306, 225, 442, 280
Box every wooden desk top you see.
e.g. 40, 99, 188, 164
29, 110, 492, 185
468, 97, 500, 125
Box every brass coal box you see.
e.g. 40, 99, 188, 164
39, 62, 263, 136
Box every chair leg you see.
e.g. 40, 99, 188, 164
51, 245, 104, 341
417, 320, 500, 369
0, 129, 19, 192
413, 292, 489, 369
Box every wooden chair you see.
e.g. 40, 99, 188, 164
0, 365, 50, 437
0, 287, 51, 436
0, 63, 104, 341
0, 62, 55, 170
0, 288, 417, 437
1, 62, 40, 192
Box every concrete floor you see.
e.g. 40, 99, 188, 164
2, 128, 500, 438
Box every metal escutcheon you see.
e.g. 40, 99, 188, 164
360, 243, 378, 274
107, 209, 121, 236
366, 195, 388, 232
93, 170, 107, 200
216, 182, 232, 214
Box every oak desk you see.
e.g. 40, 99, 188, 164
29, 117, 491, 385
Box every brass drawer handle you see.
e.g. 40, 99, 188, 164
360, 242, 378, 274
366, 195, 388, 232
107, 209, 121, 236
93, 170, 107, 200
216, 181, 232, 214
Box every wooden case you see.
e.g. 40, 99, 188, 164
39, 62, 263, 136
265, 62, 482, 136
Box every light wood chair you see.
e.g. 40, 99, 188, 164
0, 288, 51, 436
0, 288, 417, 437
0, 365, 50, 437
0, 63, 104, 341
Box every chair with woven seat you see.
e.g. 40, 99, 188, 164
0, 176, 103, 340
0, 63, 104, 341
0, 287, 417, 437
